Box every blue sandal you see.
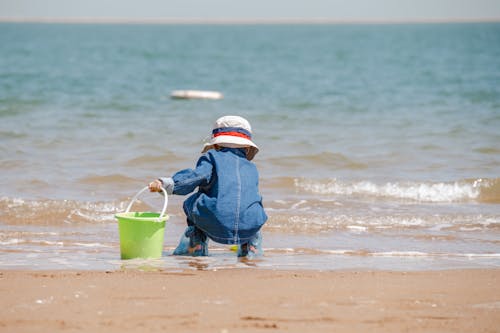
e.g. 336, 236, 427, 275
173, 226, 208, 256
237, 232, 262, 258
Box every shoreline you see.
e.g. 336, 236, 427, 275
1, 268, 499, 332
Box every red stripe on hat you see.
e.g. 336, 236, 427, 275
213, 131, 251, 140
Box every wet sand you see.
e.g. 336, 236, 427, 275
0, 269, 499, 332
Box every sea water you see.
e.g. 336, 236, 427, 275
0, 22, 499, 270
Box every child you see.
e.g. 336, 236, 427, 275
149, 115, 268, 257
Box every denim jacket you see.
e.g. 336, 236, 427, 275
160, 148, 267, 245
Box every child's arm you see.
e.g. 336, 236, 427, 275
149, 155, 214, 195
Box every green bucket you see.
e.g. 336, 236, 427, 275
115, 186, 169, 259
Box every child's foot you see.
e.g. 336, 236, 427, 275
237, 232, 262, 258
237, 243, 257, 258
187, 243, 207, 256
173, 226, 208, 256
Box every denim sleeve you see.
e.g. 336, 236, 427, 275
158, 177, 174, 195
170, 155, 213, 195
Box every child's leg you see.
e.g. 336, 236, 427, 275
237, 231, 263, 258
173, 224, 208, 256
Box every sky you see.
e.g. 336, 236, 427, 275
1, 0, 500, 22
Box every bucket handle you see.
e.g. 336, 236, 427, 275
125, 186, 168, 222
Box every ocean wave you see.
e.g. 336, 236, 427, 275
0, 197, 129, 225
265, 212, 500, 234
0, 193, 182, 226
293, 177, 500, 203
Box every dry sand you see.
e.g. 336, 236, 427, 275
1, 269, 499, 333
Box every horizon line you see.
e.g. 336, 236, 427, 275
1, 16, 500, 25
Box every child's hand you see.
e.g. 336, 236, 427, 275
148, 179, 163, 192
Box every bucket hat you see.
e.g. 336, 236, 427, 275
202, 115, 259, 160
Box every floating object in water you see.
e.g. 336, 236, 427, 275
170, 90, 223, 100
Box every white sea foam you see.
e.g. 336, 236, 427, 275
38, 240, 64, 246
372, 251, 431, 257
294, 178, 481, 202
346, 225, 367, 232
287, 248, 500, 258
290, 200, 308, 210
0, 196, 128, 224
0, 238, 22, 245
74, 242, 112, 248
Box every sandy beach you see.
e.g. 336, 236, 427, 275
1, 268, 499, 332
